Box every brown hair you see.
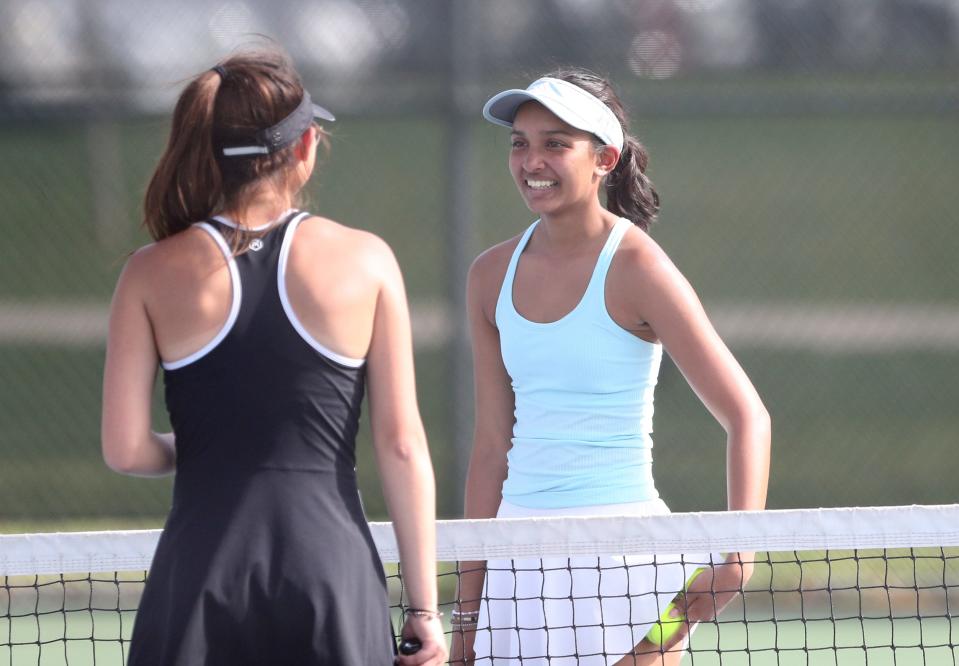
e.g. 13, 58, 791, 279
143, 49, 327, 241
543, 67, 660, 231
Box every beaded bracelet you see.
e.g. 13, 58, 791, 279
403, 607, 444, 620
451, 609, 480, 620
451, 608, 479, 631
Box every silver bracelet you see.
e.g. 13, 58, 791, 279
404, 607, 443, 620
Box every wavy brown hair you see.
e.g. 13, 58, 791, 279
143, 49, 327, 242
544, 67, 660, 231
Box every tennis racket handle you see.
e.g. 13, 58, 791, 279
647, 567, 706, 646
398, 638, 422, 655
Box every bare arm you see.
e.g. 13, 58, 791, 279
463, 254, 514, 525
627, 239, 770, 648
451, 252, 515, 663
364, 240, 445, 665
101, 252, 176, 476
633, 248, 770, 512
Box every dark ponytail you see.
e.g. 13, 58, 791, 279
143, 49, 320, 241
606, 135, 660, 232
544, 67, 660, 231
143, 71, 222, 240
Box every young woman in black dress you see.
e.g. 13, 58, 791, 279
101, 49, 446, 666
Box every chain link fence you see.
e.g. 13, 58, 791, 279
1, 0, 957, 528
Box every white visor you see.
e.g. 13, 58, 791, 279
482, 77, 624, 151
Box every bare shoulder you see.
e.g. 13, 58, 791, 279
110, 244, 153, 302
134, 225, 221, 263
467, 233, 524, 325
121, 242, 158, 278
606, 223, 707, 340
115, 228, 184, 279
294, 214, 398, 275
616, 224, 672, 267
612, 224, 684, 285
469, 234, 522, 292
115, 231, 223, 324
122, 226, 218, 281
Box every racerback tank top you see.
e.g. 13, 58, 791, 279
162, 211, 366, 479
495, 217, 664, 509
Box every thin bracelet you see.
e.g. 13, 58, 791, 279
404, 607, 444, 620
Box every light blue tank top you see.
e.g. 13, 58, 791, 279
496, 217, 664, 509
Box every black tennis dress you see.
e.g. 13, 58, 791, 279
127, 211, 395, 666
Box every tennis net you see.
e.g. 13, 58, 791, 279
2, 504, 958, 665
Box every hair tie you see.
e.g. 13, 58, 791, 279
211, 65, 228, 80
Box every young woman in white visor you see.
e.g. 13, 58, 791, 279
452, 69, 771, 665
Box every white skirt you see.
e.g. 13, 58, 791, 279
472, 499, 710, 666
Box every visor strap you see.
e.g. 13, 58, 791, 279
220, 92, 313, 158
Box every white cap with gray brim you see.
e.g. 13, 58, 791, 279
482, 77, 624, 151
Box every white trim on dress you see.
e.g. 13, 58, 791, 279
211, 210, 295, 232
277, 213, 366, 368
161, 223, 242, 371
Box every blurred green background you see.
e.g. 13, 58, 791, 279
1, 0, 957, 531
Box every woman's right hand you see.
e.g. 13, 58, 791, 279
661, 552, 755, 651
395, 614, 448, 666
449, 627, 476, 665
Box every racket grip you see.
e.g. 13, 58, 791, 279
646, 567, 705, 646
398, 638, 422, 655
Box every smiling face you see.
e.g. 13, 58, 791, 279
508, 101, 613, 218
